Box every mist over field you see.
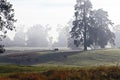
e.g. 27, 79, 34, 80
1, 0, 120, 80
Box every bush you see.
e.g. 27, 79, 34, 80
0, 45, 5, 53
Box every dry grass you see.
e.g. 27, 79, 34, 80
1, 66, 120, 80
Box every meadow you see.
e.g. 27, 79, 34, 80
0, 48, 120, 80
1, 48, 120, 66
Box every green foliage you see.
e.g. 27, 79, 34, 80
0, 65, 80, 75
0, 0, 16, 40
70, 0, 115, 49
71, 0, 92, 50
89, 9, 115, 48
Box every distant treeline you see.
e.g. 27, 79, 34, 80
1, 24, 120, 50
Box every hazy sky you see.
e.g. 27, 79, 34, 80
8, 0, 75, 27
8, 0, 120, 27
7, 0, 120, 41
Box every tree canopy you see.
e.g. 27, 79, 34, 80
70, 0, 115, 50
0, 0, 16, 41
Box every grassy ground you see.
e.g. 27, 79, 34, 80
0, 48, 120, 80
63, 48, 120, 66
0, 64, 80, 75
1, 48, 120, 66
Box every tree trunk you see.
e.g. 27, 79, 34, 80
83, 1, 87, 51
84, 32, 87, 51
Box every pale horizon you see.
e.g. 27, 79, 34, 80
7, 0, 120, 42
8, 0, 120, 27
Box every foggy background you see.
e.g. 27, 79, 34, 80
2, 0, 120, 49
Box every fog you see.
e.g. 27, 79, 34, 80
0, 22, 74, 49
1, 0, 120, 50
2, 25, 49, 47
113, 25, 120, 48
1, 24, 66, 48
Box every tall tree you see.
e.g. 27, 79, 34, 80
0, 0, 16, 41
70, 0, 115, 50
70, 0, 92, 51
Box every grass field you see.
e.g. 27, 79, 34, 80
1, 48, 120, 80
1, 48, 120, 66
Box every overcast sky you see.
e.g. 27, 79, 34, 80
7, 0, 120, 41
8, 0, 120, 27
8, 0, 75, 27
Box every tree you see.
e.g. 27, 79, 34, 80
70, 0, 92, 51
70, 0, 115, 50
88, 9, 115, 48
52, 25, 69, 47
0, 0, 16, 41
13, 27, 26, 47
1, 36, 13, 47
26, 25, 49, 47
